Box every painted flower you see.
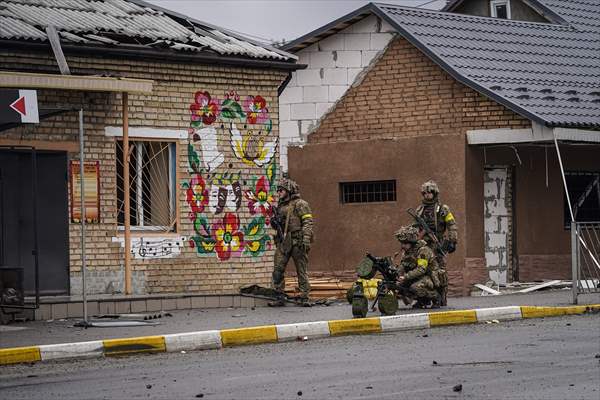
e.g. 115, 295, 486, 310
190, 91, 220, 125
230, 123, 277, 167
245, 176, 274, 222
186, 174, 209, 214
243, 95, 268, 124
212, 213, 244, 260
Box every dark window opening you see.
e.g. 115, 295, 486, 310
340, 180, 396, 204
564, 172, 600, 228
494, 4, 508, 18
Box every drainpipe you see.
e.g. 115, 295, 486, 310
123, 92, 132, 295
78, 109, 88, 323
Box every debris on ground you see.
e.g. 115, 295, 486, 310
453, 384, 463, 392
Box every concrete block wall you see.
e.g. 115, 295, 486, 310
1, 50, 288, 296
278, 14, 396, 171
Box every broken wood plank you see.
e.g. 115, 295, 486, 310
517, 280, 562, 293
474, 284, 501, 295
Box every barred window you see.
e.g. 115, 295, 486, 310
339, 180, 396, 204
564, 171, 600, 228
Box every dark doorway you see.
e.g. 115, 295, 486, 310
0, 149, 69, 295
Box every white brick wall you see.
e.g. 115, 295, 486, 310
278, 14, 396, 171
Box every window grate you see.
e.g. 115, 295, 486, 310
564, 171, 600, 229
339, 180, 396, 204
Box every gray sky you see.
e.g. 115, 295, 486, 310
146, 0, 446, 44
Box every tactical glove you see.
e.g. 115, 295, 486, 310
443, 240, 457, 254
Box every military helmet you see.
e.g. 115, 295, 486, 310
394, 226, 419, 243
421, 180, 439, 195
277, 178, 299, 194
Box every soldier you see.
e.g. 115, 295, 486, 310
268, 178, 314, 307
395, 226, 442, 308
413, 180, 457, 306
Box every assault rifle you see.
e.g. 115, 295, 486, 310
270, 206, 284, 243
365, 253, 410, 312
406, 208, 447, 257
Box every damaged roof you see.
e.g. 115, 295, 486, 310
284, 0, 600, 128
0, 0, 296, 63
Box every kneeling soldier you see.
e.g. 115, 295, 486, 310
395, 226, 442, 309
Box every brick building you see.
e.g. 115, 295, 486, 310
0, 0, 300, 300
281, 0, 600, 295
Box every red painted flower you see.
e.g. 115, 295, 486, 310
212, 213, 244, 260
243, 95, 268, 124
244, 176, 274, 222
190, 91, 220, 125
186, 174, 209, 214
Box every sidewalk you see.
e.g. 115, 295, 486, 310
2, 289, 598, 349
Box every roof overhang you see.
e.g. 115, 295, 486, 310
467, 124, 600, 145
0, 71, 153, 93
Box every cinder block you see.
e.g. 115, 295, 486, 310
318, 34, 345, 51
322, 68, 347, 85
344, 34, 371, 51
280, 104, 291, 121
191, 296, 206, 309
115, 301, 130, 314
297, 50, 310, 65
205, 296, 219, 308
130, 300, 147, 313
316, 102, 333, 119
291, 103, 316, 120
349, 15, 379, 33
296, 69, 321, 86
381, 18, 396, 32
370, 33, 394, 50
161, 298, 177, 311
240, 296, 254, 308
232, 296, 242, 308
280, 120, 300, 139
348, 67, 363, 84
310, 52, 335, 68
300, 120, 315, 135
303, 86, 329, 102
146, 299, 162, 312
329, 85, 349, 102
67, 302, 84, 318
335, 51, 362, 68
219, 296, 233, 308
86, 301, 99, 317
51, 303, 68, 319
362, 50, 379, 67
35, 304, 52, 321
176, 297, 192, 310
98, 301, 115, 315
280, 86, 303, 104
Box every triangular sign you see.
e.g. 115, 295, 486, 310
10, 96, 26, 116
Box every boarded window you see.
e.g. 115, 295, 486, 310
564, 171, 600, 228
339, 180, 396, 204
116, 140, 177, 232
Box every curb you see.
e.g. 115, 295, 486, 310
1, 304, 598, 366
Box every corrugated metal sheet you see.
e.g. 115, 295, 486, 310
0, 0, 293, 61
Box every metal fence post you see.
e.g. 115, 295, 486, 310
571, 222, 578, 304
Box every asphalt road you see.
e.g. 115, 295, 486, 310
1, 314, 599, 400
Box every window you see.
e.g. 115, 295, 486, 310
564, 172, 600, 228
490, 0, 510, 19
340, 180, 396, 204
116, 140, 177, 232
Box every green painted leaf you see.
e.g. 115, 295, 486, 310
194, 214, 211, 237
244, 235, 269, 256
266, 119, 272, 133
266, 160, 277, 190
187, 143, 202, 173
191, 236, 216, 255
244, 216, 266, 238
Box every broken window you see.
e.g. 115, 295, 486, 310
116, 140, 177, 232
565, 171, 600, 228
339, 180, 396, 204
490, 0, 510, 19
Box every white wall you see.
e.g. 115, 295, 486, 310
279, 14, 396, 171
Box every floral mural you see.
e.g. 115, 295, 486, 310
186, 90, 277, 261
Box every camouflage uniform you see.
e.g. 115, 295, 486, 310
415, 180, 457, 306
271, 178, 314, 303
395, 227, 441, 308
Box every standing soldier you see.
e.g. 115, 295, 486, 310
395, 226, 442, 308
412, 180, 457, 306
268, 178, 314, 307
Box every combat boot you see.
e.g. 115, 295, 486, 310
298, 297, 312, 307
267, 292, 285, 307
430, 293, 442, 309
412, 298, 429, 309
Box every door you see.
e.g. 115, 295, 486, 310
0, 149, 69, 295
483, 167, 512, 285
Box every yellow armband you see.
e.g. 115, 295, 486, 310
417, 258, 428, 268
301, 214, 313, 220
445, 212, 455, 223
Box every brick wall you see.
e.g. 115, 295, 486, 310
290, 36, 530, 295
1, 49, 287, 295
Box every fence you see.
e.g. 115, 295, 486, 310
571, 222, 600, 303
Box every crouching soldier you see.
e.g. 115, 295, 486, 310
268, 178, 314, 307
395, 226, 443, 309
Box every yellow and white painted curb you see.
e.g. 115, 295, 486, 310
1, 304, 598, 366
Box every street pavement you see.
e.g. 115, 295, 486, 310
1, 290, 598, 349
1, 313, 599, 400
